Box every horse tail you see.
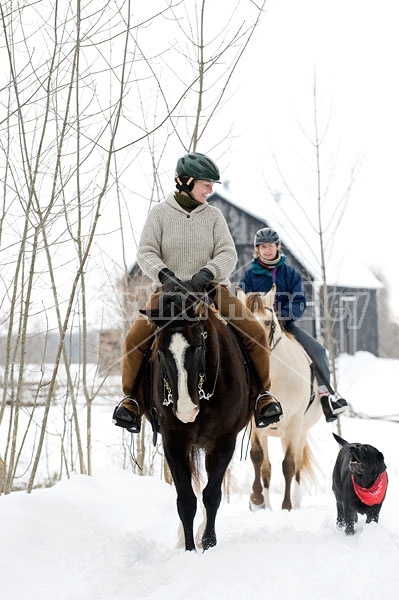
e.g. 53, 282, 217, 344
190, 447, 202, 494
301, 442, 320, 486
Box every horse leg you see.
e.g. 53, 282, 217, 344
250, 433, 270, 510
291, 469, 302, 509
281, 445, 295, 510
292, 438, 308, 509
260, 437, 272, 509
163, 439, 197, 552
201, 437, 236, 551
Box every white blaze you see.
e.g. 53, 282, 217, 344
169, 333, 199, 423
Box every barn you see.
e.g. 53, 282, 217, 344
208, 189, 382, 357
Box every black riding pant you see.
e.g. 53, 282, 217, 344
285, 321, 331, 388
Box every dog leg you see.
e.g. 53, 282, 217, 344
336, 503, 345, 529
366, 506, 380, 524
342, 505, 357, 535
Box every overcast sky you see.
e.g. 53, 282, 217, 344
218, 0, 399, 318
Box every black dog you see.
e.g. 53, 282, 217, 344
332, 433, 388, 535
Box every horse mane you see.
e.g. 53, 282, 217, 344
280, 322, 296, 341
154, 290, 220, 349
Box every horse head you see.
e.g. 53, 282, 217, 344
140, 287, 209, 424
237, 285, 281, 349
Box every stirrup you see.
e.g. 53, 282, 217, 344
330, 395, 348, 415
113, 397, 141, 433
254, 392, 283, 429
320, 394, 347, 423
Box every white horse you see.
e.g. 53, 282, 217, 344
237, 285, 322, 510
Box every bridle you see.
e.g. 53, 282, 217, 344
263, 306, 283, 352
158, 319, 219, 406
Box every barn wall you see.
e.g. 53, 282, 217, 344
323, 286, 379, 356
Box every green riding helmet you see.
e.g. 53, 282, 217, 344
175, 153, 221, 190
254, 227, 280, 246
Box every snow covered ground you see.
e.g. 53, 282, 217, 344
1, 352, 399, 600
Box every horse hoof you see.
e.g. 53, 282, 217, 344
249, 500, 265, 512
202, 534, 217, 551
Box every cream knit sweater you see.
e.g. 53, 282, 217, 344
137, 193, 237, 286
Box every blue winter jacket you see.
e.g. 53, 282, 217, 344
239, 256, 306, 323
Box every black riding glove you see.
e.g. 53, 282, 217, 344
158, 268, 182, 292
190, 268, 214, 292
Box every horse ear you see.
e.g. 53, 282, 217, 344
139, 308, 160, 324
265, 284, 276, 310
195, 300, 205, 317
236, 287, 246, 304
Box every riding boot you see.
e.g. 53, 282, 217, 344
213, 285, 283, 428
113, 398, 141, 433
115, 293, 158, 433
320, 394, 348, 423
254, 391, 283, 428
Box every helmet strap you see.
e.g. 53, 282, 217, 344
175, 174, 195, 198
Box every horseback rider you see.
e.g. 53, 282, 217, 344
239, 227, 348, 423
113, 153, 283, 433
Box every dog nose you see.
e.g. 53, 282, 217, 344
349, 443, 361, 451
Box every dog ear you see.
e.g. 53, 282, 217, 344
333, 432, 349, 447
377, 450, 386, 471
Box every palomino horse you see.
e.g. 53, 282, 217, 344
237, 285, 322, 511
139, 287, 252, 551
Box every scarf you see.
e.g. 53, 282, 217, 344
258, 251, 284, 267
351, 470, 388, 506
251, 254, 286, 276
174, 191, 202, 212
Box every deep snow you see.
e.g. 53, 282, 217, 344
1, 352, 399, 600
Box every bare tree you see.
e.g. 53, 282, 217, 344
0, 0, 268, 492
264, 75, 362, 428
0, 0, 178, 492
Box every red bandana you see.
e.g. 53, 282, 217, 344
351, 471, 388, 506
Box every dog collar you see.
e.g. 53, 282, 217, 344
351, 470, 388, 506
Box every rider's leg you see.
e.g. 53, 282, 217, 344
285, 322, 348, 422
214, 285, 283, 428
113, 293, 158, 432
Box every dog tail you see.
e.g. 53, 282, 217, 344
332, 432, 349, 447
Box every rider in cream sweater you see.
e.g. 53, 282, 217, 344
113, 152, 283, 433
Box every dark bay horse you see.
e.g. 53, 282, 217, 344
139, 287, 252, 551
